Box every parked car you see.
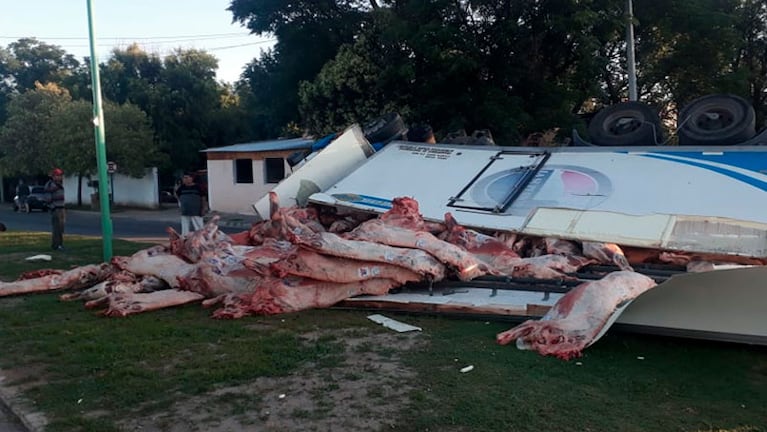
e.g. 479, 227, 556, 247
160, 190, 178, 204
13, 186, 51, 212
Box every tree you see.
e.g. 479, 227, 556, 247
0, 39, 81, 124
0, 83, 162, 205
230, 0, 368, 137
0, 83, 68, 175
0, 38, 80, 92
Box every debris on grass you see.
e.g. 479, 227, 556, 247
367, 314, 422, 333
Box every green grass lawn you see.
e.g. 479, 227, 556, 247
0, 232, 765, 432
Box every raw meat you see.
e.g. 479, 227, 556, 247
284, 214, 446, 280
545, 238, 582, 256
503, 254, 595, 280
346, 219, 490, 280
206, 277, 399, 318
86, 289, 205, 317
111, 245, 196, 289
496, 271, 657, 359
441, 213, 520, 271
582, 241, 633, 271
269, 247, 422, 285
0, 264, 113, 297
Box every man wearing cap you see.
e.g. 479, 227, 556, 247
45, 168, 66, 250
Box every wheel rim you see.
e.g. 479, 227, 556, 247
606, 114, 643, 136
693, 108, 735, 132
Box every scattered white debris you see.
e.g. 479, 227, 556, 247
575, 362, 583, 366
278, 394, 286, 399
25, 254, 52, 262
460, 365, 474, 373
637, 356, 645, 360
367, 314, 422, 333
77, 398, 83, 404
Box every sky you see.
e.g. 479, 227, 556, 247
0, 0, 275, 83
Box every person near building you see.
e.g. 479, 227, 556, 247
174, 172, 205, 235
14, 179, 30, 213
44, 168, 66, 250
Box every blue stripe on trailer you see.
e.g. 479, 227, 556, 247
639, 153, 767, 192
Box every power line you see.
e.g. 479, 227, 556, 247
37, 39, 276, 50
207, 41, 276, 51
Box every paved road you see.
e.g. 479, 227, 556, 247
0, 401, 26, 432
0, 205, 249, 239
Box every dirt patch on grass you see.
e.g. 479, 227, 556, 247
116, 327, 424, 432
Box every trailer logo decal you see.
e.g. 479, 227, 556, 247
468, 165, 612, 214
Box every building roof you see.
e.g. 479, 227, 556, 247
202, 138, 314, 153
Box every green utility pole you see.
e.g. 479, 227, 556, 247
86, 0, 113, 261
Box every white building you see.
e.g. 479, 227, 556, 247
203, 138, 314, 214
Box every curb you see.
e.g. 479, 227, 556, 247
0, 373, 46, 432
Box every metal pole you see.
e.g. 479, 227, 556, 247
86, 0, 113, 261
626, 0, 638, 101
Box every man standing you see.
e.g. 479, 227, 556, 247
174, 172, 205, 235
45, 168, 66, 250
15, 179, 30, 213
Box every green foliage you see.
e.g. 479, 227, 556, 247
0, 83, 161, 177
0, 82, 69, 174
234, 0, 767, 143
100, 44, 239, 172
2, 1, 767, 172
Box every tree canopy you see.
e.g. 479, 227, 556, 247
1, 0, 767, 187
0, 83, 162, 178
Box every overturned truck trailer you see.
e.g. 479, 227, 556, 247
309, 141, 767, 345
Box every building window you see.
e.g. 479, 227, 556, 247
234, 159, 253, 184
265, 158, 285, 184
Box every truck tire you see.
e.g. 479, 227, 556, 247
363, 112, 407, 144
588, 101, 662, 146
677, 94, 755, 146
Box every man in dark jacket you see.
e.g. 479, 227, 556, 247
174, 172, 205, 235
44, 168, 66, 250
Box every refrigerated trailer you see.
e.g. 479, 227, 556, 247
309, 140, 767, 345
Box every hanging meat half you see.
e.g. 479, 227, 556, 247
496, 271, 657, 360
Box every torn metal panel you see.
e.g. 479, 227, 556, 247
617, 266, 767, 343
663, 216, 767, 256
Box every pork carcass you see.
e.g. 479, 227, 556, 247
346, 219, 490, 281
168, 215, 235, 263
284, 215, 446, 280
496, 271, 657, 359
60, 275, 166, 301
111, 246, 196, 289
86, 289, 205, 317
205, 277, 400, 318
248, 192, 325, 244
0, 263, 113, 297
503, 254, 595, 280
178, 241, 294, 298
545, 238, 582, 256
582, 241, 633, 271
269, 247, 422, 285
441, 213, 520, 270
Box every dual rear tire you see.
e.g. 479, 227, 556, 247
587, 94, 757, 146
